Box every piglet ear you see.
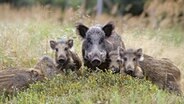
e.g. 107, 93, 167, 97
118, 47, 125, 58
67, 39, 73, 48
76, 22, 89, 38
50, 40, 57, 50
136, 48, 144, 61
102, 21, 115, 37
31, 70, 38, 77
29, 68, 41, 78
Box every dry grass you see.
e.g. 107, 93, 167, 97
1, 4, 182, 70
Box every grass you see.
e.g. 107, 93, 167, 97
1, 72, 184, 104
0, 5, 184, 104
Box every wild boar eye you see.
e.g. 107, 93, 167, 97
123, 57, 127, 61
99, 38, 104, 44
87, 38, 91, 41
87, 39, 92, 44
133, 58, 136, 61
65, 47, 68, 51
89, 41, 92, 44
55, 48, 58, 52
117, 59, 122, 64
109, 59, 112, 62
48, 64, 53, 68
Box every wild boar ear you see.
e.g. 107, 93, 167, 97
50, 40, 57, 50
31, 68, 43, 76
136, 48, 144, 61
67, 39, 73, 48
29, 68, 40, 77
118, 47, 125, 57
76, 23, 89, 38
102, 21, 115, 37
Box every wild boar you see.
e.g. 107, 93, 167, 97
76, 22, 125, 71
0, 68, 44, 95
119, 48, 144, 78
108, 49, 123, 73
50, 39, 82, 73
115, 47, 182, 93
0, 55, 57, 95
33, 55, 57, 78
110, 47, 182, 93
140, 54, 182, 94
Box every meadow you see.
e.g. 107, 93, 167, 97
0, 5, 184, 104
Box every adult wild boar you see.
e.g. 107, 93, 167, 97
76, 22, 125, 71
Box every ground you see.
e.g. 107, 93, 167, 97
0, 5, 184, 104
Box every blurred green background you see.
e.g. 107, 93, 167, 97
0, 0, 183, 29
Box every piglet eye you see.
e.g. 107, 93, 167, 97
55, 48, 58, 52
65, 47, 68, 51
48, 64, 53, 68
108, 59, 112, 62
133, 58, 136, 61
123, 57, 127, 61
117, 59, 122, 64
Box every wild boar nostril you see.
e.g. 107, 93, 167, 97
126, 70, 134, 75
58, 59, 65, 64
91, 59, 101, 66
111, 67, 120, 73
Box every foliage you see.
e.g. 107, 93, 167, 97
0, 0, 146, 15
0, 71, 183, 104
